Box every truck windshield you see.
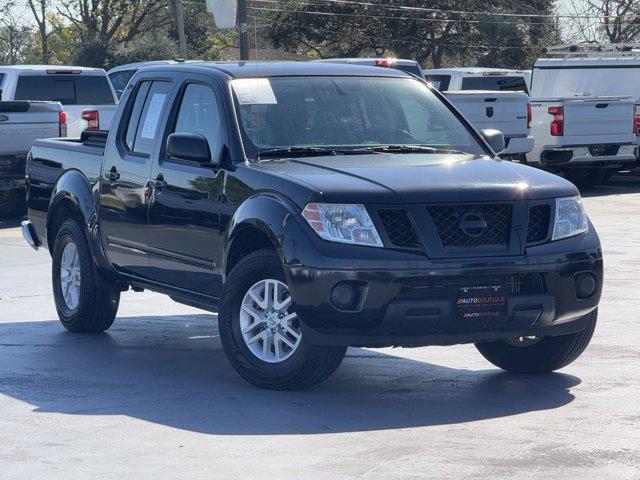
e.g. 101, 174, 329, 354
232, 76, 485, 157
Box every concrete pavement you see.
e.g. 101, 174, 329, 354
1, 175, 639, 479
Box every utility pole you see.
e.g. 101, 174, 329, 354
237, 0, 249, 60
172, 0, 188, 59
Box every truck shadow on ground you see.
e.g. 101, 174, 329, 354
0, 314, 581, 435
579, 171, 640, 198
0, 215, 25, 230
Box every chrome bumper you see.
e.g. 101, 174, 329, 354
21, 220, 40, 250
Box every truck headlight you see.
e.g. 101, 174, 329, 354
552, 196, 588, 241
302, 203, 383, 247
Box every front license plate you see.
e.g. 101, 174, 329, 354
455, 284, 507, 321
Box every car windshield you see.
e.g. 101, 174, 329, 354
232, 76, 485, 158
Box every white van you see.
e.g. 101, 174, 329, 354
527, 46, 640, 186
0, 65, 117, 137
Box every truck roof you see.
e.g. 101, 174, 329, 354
107, 60, 204, 74
534, 57, 640, 68
422, 67, 526, 75
137, 61, 413, 79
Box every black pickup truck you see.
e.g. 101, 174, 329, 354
22, 62, 602, 390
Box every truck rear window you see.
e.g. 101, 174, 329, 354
14, 75, 115, 105
109, 70, 136, 99
461, 76, 528, 93
424, 75, 451, 91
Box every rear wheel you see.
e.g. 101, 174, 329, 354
564, 168, 611, 188
0, 190, 18, 218
475, 309, 597, 373
52, 218, 120, 332
218, 248, 346, 390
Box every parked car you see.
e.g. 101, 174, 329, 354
422, 68, 533, 159
22, 62, 602, 390
314, 57, 424, 77
108, 60, 203, 99
527, 49, 640, 186
0, 92, 65, 218
422, 67, 530, 93
0, 65, 117, 137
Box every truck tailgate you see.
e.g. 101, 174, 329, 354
0, 101, 61, 156
444, 90, 529, 137
563, 97, 634, 143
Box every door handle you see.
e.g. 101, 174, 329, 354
104, 167, 120, 182
153, 174, 167, 190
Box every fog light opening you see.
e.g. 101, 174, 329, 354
575, 272, 597, 300
331, 282, 367, 311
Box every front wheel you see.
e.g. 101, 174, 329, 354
475, 309, 597, 373
52, 218, 120, 332
218, 249, 346, 390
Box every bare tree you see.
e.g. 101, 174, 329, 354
54, 0, 173, 66
26, 0, 49, 63
563, 0, 640, 43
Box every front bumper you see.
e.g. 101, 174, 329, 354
286, 239, 602, 347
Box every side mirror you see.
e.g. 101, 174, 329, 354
166, 132, 216, 166
480, 128, 505, 155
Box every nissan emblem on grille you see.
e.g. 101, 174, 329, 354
459, 212, 488, 237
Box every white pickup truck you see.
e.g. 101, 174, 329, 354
0, 98, 65, 217
422, 68, 533, 158
526, 56, 640, 187
0, 65, 117, 138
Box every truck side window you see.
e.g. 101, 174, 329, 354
172, 83, 222, 159
125, 81, 151, 151
125, 80, 172, 156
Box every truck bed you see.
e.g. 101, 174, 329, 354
0, 101, 62, 157
28, 132, 107, 189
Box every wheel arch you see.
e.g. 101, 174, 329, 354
46, 170, 97, 251
223, 193, 309, 279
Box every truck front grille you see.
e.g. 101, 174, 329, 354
396, 273, 546, 301
378, 209, 420, 248
526, 205, 551, 244
427, 204, 512, 248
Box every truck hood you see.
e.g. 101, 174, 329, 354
257, 153, 578, 203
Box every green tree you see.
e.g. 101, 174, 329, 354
258, 0, 557, 69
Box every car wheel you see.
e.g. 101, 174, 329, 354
564, 168, 610, 188
475, 309, 597, 373
218, 248, 347, 390
0, 190, 18, 218
52, 218, 120, 332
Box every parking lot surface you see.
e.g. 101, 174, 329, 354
1, 175, 640, 480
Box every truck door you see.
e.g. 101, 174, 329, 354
147, 76, 226, 297
99, 76, 176, 277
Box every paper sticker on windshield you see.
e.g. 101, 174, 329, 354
231, 78, 277, 105
140, 93, 167, 139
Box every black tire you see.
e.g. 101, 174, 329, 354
475, 309, 597, 373
0, 190, 18, 218
51, 218, 120, 332
218, 248, 347, 390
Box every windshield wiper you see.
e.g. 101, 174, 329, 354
352, 145, 470, 155
259, 147, 340, 158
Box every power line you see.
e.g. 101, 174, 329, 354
250, 0, 640, 21
248, 4, 557, 26
248, 13, 541, 50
